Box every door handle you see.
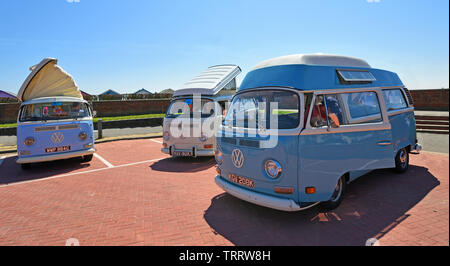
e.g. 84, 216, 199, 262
377, 141, 392, 146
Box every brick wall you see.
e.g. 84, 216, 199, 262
0, 99, 171, 124
410, 89, 449, 111
0, 89, 448, 124
0, 102, 20, 123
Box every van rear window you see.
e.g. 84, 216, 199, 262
382, 89, 408, 111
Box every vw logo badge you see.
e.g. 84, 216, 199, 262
51, 132, 64, 144
231, 149, 244, 168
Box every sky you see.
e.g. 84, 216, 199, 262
0, 0, 448, 94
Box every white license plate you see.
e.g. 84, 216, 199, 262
45, 146, 71, 153
173, 151, 192, 157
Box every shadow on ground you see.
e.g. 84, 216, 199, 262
204, 165, 439, 246
150, 156, 216, 173
0, 156, 92, 185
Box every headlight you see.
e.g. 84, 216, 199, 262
265, 160, 282, 179
215, 150, 223, 165
24, 137, 35, 146
163, 131, 170, 141
79, 132, 88, 140
199, 133, 207, 142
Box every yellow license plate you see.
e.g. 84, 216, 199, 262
228, 173, 254, 188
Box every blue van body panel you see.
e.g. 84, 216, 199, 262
298, 129, 395, 202
388, 111, 417, 153
239, 65, 404, 92
218, 133, 300, 202
17, 120, 95, 160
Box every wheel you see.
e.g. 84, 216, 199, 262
394, 147, 409, 173
321, 176, 347, 211
20, 163, 31, 170
81, 154, 93, 162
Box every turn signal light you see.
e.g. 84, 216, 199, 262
305, 187, 316, 194
274, 187, 294, 194
215, 166, 221, 175
162, 143, 167, 148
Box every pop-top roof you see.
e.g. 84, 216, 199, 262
253, 54, 371, 70
17, 58, 83, 102
173, 64, 241, 97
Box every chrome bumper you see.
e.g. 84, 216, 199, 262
411, 143, 423, 153
16, 148, 96, 164
161, 147, 215, 157
215, 176, 319, 212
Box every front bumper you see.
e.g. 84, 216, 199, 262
161, 147, 215, 157
215, 175, 319, 212
16, 148, 96, 164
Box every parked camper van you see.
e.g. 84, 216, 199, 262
214, 54, 422, 211
16, 58, 96, 169
162, 65, 241, 157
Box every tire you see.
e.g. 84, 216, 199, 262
321, 176, 347, 211
81, 154, 93, 162
394, 147, 409, 173
21, 163, 31, 170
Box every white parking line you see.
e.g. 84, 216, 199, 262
0, 156, 5, 166
0, 156, 167, 188
150, 139, 163, 144
93, 153, 114, 168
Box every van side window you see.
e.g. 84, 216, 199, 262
310, 91, 382, 128
310, 95, 328, 128
344, 92, 382, 124
382, 89, 408, 111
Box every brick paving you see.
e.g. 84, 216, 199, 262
0, 138, 448, 246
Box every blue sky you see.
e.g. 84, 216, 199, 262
0, 0, 448, 94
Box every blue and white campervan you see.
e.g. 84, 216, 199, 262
16, 58, 96, 169
214, 54, 422, 211
162, 64, 241, 157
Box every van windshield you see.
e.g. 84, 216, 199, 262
223, 89, 300, 129
19, 102, 91, 122
166, 98, 215, 118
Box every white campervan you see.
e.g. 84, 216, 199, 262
162, 64, 241, 157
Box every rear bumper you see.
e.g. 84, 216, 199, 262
411, 143, 422, 153
16, 148, 96, 164
161, 147, 215, 157
215, 175, 319, 212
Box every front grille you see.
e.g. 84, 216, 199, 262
239, 139, 259, 148
220, 137, 237, 145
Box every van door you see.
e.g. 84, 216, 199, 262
299, 90, 395, 202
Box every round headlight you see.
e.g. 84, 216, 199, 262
24, 137, 35, 146
265, 160, 282, 179
78, 132, 88, 140
163, 131, 170, 141
199, 133, 207, 142
215, 150, 223, 165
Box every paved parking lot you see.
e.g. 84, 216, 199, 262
0, 138, 448, 246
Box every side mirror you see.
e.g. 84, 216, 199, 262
92, 110, 97, 117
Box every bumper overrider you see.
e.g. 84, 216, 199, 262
16, 148, 96, 164
215, 175, 319, 212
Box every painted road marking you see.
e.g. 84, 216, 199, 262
93, 153, 114, 168
150, 139, 163, 144
0, 157, 167, 188
0, 156, 5, 166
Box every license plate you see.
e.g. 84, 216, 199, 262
228, 173, 254, 189
173, 151, 192, 157
45, 146, 71, 153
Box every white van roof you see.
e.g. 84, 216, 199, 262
173, 64, 241, 97
17, 58, 83, 102
253, 54, 371, 70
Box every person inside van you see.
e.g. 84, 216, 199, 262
308, 95, 341, 128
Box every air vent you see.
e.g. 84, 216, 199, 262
239, 139, 259, 148
403, 88, 414, 106
220, 137, 237, 145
